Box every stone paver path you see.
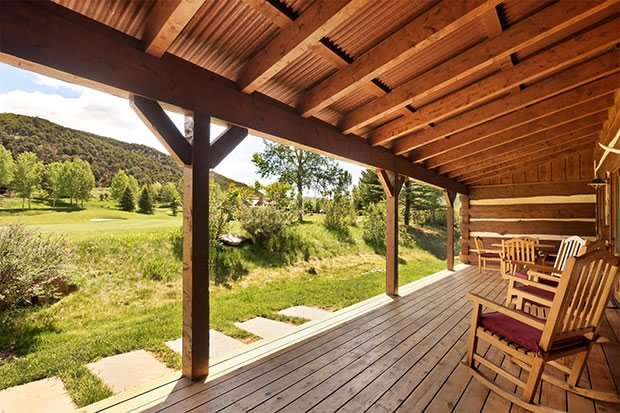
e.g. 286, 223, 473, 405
235, 317, 297, 340
166, 330, 247, 359
86, 350, 174, 394
0, 377, 75, 413
278, 305, 333, 322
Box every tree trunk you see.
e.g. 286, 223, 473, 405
28, 197, 31, 209
296, 179, 303, 223
22, 197, 25, 209
403, 181, 411, 226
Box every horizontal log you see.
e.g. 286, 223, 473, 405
466, 220, 595, 236
469, 204, 595, 219
469, 182, 595, 199
0, 1, 467, 194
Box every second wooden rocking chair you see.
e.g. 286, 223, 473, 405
465, 250, 620, 413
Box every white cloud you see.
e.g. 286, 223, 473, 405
33, 73, 85, 92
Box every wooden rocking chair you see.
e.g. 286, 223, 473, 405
500, 237, 538, 304
465, 250, 620, 413
473, 237, 501, 273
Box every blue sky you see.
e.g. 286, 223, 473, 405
0, 62, 363, 189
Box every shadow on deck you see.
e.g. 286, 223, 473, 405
84, 265, 620, 413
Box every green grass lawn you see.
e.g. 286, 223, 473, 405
0, 199, 448, 407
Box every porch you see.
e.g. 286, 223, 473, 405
84, 265, 620, 413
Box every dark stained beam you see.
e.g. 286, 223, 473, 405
210, 126, 248, 168
142, 0, 205, 57
298, 0, 501, 118
0, 1, 467, 194
130, 95, 192, 166
237, 0, 370, 93
342, 0, 614, 136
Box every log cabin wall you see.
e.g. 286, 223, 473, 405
459, 149, 596, 265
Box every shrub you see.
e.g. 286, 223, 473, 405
239, 206, 294, 244
323, 195, 352, 234
141, 256, 179, 281
0, 224, 72, 310
363, 202, 386, 252
210, 244, 247, 284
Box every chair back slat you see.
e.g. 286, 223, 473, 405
500, 238, 538, 276
540, 250, 619, 351
554, 236, 587, 273
474, 237, 483, 252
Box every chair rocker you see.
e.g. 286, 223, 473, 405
465, 250, 620, 413
474, 237, 501, 273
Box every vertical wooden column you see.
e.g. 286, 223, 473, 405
444, 190, 457, 271
182, 113, 210, 380
459, 194, 470, 264
378, 170, 405, 297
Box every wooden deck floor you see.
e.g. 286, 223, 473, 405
87, 266, 620, 413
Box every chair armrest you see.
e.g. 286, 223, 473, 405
526, 263, 555, 273
505, 275, 557, 293
526, 270, 560, 283
466, 293, 545, 330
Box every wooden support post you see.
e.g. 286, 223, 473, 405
444, 190, 457, 271
459, 194, 470, 264
182, 113, 210, 380
378, 170, 405, 297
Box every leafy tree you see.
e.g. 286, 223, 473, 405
110, 170, 129, 201
44, 161, 64, 206
150, 181, 163, 202
170, 197, 179, 216
410, 183, 443, 225
138, 186, 154, 214
120, 186, 135, 211
265, 182, 293, 210
0, 143, 14, 188
13, 151, 43, 208
161, 182, 180, 204
363, 202, 386, 252
402, 181, 414, 226
128, 175, 140, 197
62, 159, 95, 207
252, 142, 350, 223
353, 169, 384, 211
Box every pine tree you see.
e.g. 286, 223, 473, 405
138, 187, 154, 214
120, 186, 135, 211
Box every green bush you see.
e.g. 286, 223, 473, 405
141, 256, 179, 281
0, 224, 72, 310
363, 202, 386, 252
324, 195, 353, 234
210, 244, 247, 284
239, 206, 294, 244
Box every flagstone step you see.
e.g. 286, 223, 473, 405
0, 377, 76, 413
235, 317, 298, 340
86, 350, 174, 394
165, 330, 247, 359
278, 305, 334, 322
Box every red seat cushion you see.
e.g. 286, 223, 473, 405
480, 252, 500, 258
480, 311, 589, 354
480, 311, 542, 352
515, 285, 555, 301
514, 271, 528, 280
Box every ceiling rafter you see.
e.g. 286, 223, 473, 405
373, 19, 620, 149
391, 51, 620, 156
410, 75, 620, 162
142, 0, 205, 57
342, 0, 614, 138
236, 0, 370, 93
298, 0, 502, 118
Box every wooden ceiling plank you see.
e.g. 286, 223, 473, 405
463, 141, 595, 184
425, 105, 610, 169
409, 75, 620, 161
0, 1, 467, 194
448, 131, 599, 179
241, 0, 293, 29
298, 0, 502, 118
142, 0, 205, 57
441, 124, 602, 176
345, 0, 613, 137
390, 50, 620, 155
237, 0, 370, 93
373, 19, 620, 146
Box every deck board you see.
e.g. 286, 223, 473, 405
87, 266, 620, 413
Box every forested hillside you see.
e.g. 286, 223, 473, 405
0, 113, 181, 186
